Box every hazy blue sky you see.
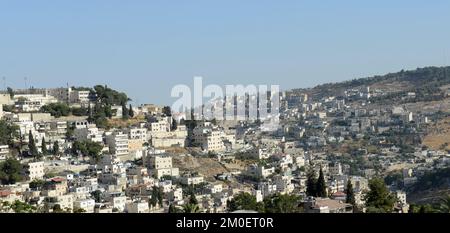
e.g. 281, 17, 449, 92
1, 0, 449, 105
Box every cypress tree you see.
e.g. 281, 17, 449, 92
122, 103, 129, 120
41, 137, 48, 155
87, 104, 92, 122
129, 104, 134, 118
346, 179, 356, 206
28, 130, 39, 159
53, 141, 60, 155
171, 118, 178, 131
306, 168, 317, 197
316, 167, 327, 198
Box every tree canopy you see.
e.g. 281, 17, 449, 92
71, 140, 103, 163
364, 178, 396, 213
306, 168, 317, 197
0, 120, 19, 147
263, 194, 302, 213
227, 192, 264, 213
316, 167, 327, 197
0, 158, 23, 185
40, 103, 71, 118
346, 180, 356, 206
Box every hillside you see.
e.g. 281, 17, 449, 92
291, 66, 450, 101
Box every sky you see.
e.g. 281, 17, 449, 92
1, 0, 450, 105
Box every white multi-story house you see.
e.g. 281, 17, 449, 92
148, 118, 170, 133
126, 127, 148, 142
246, 164, 275, 179
329, 162, 343, 176
46, 194, 74, 212
24, 161, 45, 181
257, 182, 277, 197
126, 201, 149, 213
192, 122, 235, 152
168, 187, 183, 202
14, 94, 58, 112
106, 131, 129, 156
73, 199, 96, 213
179, 174, 205, 186
206, 183, 223, 194
104, 192, 127, 212
273, 175, 294, 194
144, 154, 179, 179
69, 89, 91, 105
74, 123, 104, 143
244, 147, 270, 160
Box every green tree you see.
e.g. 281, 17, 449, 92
122, 103, 129, 120
29, 179, 46, 190
306, 169, 317, 197
28, 131, 39, 159
0, 158, 23, 185
9, 200, 36, 213
87, 104, 93, 122
53, 141, 60, 155
345, 180, 356, 206
364, 178, 396, 213
0, 120, 19, 147
129, 104, 134, 118
183, 203, 200, 213
189, 192, 198, 205
7, 87, 14, 98
91, 190, 103, 203
263, 194, 302, 213
227, 192, 263, 212
52, 204, 64, 213
73, 208, 86, 213
171, 118, 178, 131
41, 137, 48, 155
316, 167, 327, 197
71, 106, 88, 116
150, 186, 164, 207
162, 106, 172, 116
93, 85, 129, 106
40, 103, 71, 117
438, 195, 450, 213
168, 203, 182, 213
71, 140, 103, 163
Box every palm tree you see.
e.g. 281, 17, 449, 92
183, 203, 200, 213
438, 195, 450, 213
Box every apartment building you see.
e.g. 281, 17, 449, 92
145, 154, 179, 179
192, 122, 236, 152
24, 161, 45, 181
106, 131, 129, 156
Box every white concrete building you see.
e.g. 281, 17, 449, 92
74, 199, 96, 213
126, 201, 149, 213
145, 154, 180, 179
74, 124, 104, 143
24, 161, 45, 180
179, 175, 204, 186
106, 131, 129, 156
192, 122, 235, 152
